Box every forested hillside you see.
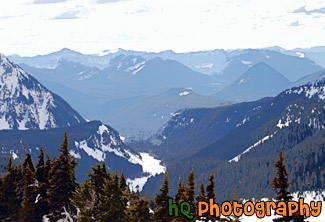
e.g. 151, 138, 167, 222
143, 82, 325, 201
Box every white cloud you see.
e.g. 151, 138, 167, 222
0, 0, 325, 56
96, 0, 130, 3
33, 0, 66, 4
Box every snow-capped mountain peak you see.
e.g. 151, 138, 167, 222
0, 53, 84, 130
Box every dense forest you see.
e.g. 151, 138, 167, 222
0, 130, 312, 221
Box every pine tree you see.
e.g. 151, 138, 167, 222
194, 182, 207, 221
230, 188, 241, 222
195, 182, 206, 202
19, 154, 37, 222
120, 170, 127, 192
23, 153, 35, 173
0, 174, 7, 221
270, 151, 292, 222
185, 169, 196, 218
35, 147, 50, 221
71, 179, 96, 222
1, 156, 22, 221
47, 130, 78, 221
154, 171, 172, 222
88, 162, 110, 216
175, 177, 186, 204
206, 172, 218, 221
206, 172, 216, 201
126, 193, 152, 222
97, 170, 126, 221
173, 177, 188, 222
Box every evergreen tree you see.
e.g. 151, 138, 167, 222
97, 170, 126, 221
120, 170, 127, 192
195, 182, 206, 202
126, 193, 152, 222
19, 154, 37, 222
47, 130, 78, 221
195, 182, 207, 221
1, 156, 22, 221
173, 178, 188, 222
206, 172, 218, 221
270, 151, 292, 222
206, 172, 216, 201
230, 188, 241, 222
23, 153, 35, 173
35, 147, 50, 221
154, 171, 172, 222
0, 175, 7, 221
88, 162, 110, 216
185, 169, 196, 218
71, 180, 96, 222
175, 177, 186, 204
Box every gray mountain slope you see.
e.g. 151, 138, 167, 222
293, 70, 325, 87
214, 62, 292, 102
103, 88, 231, 140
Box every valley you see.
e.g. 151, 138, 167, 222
1, 47, 325, 221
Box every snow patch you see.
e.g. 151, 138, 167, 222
194, 62, 214, 69
126, 152, 166, 192
241, 60, 252, 65
238, 78, 249, 85
296, 52, 305, 58
69, 150, 81, 159
75, 140, 105, 162
229, 131, 277, 162
10, 150, 19, 160
127, 176, 150, 193
179, 91, 190, 96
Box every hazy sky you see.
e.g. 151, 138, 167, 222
0, 0, 325, 56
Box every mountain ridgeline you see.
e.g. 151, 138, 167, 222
143, 82, 325, 201
12, 48, 325, 139
129, 97, 272, 163
0, 54, 164, 186
214, 62, 292, 102
2, 47, 325, 208
0, 53, 84, 130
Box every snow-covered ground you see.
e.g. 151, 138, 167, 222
127, 152, 166, 192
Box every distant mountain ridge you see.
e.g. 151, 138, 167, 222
103, 87, 231, 140
8, 47, 324, 79
214, 62, 292, 102
0, 54, 165, 189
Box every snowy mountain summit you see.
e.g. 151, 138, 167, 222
0, 53, 84, 130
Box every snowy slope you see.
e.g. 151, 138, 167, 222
0, 53, 84, 130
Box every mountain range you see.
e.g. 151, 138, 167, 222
142, 82, 325, 200
2, 47, 325, 204
0, 54, 165, 191
7, 48, 324, 139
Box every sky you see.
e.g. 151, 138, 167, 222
0, 0, 325, 56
